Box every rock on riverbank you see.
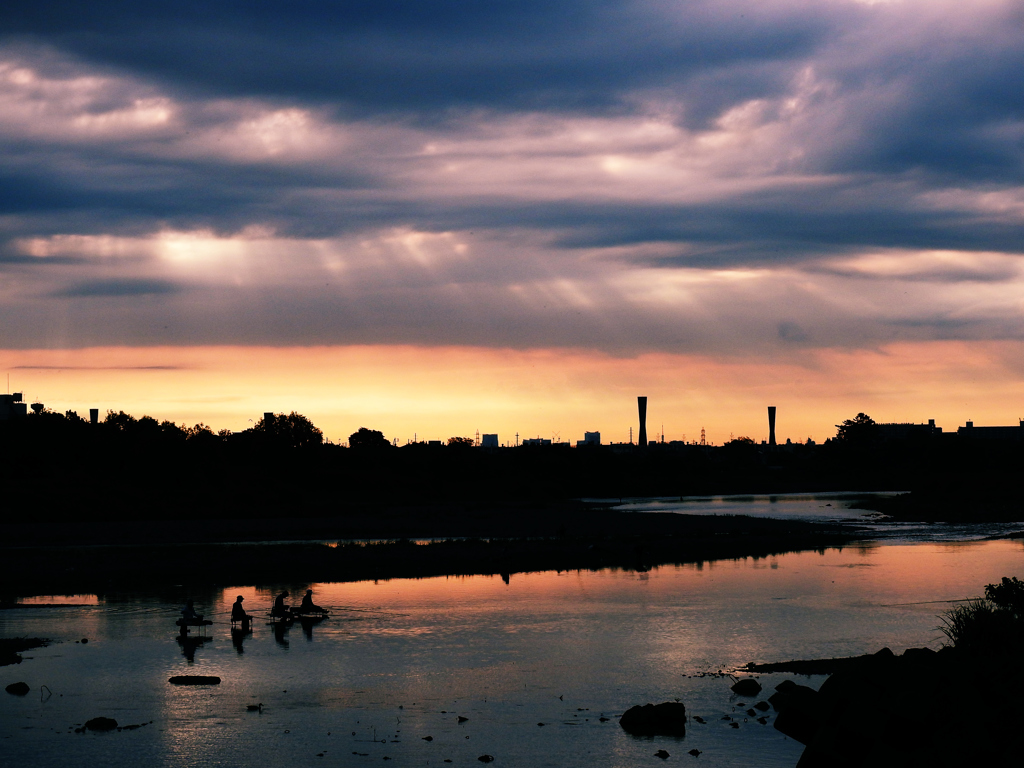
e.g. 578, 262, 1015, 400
768, 646, 1022, 767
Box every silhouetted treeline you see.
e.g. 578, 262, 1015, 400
2, 408, 1022, 525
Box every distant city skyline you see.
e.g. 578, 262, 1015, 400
2, 4, 1024, 443
3, 342, 1021, 445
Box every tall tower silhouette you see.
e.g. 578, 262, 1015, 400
768, 406, 777, 447
638, 396, 648, 448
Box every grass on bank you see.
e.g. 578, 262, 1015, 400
940, 576, 1024, 655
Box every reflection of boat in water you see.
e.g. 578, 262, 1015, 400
292, 610, 330, 621
292, 611, 328, 640
267, 609, 329, 624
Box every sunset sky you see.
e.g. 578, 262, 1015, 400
3, 1, 1024, 444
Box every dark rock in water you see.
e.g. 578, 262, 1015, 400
168, 675, 221, 685
619, 702, 687, 736
688, 749, 701, 756
768, 682, 818, 714
477, 755, 494, 763
5, 681, 30, 695
746, 708, 757, 717
654, 750, 670, 759
754, 701, 770, 711
769, 681, 822, 745
730, 679, 762, 696
729, 722, 739, 729
692, 715, 706, 724
457, 716, 469, 723
422, 736, 433, 741
84, 717, 118, 731
599, 717, 610, 722
757, 716, 769, 725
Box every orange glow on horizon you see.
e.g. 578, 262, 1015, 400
2, 340, 1023, 445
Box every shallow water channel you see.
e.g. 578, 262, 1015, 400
3, 536, 1023, 767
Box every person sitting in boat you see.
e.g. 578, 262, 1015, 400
298, 589, 325, 614
231, 595, 251, 623
271, 590, 290, 618
181, 599, 202, 623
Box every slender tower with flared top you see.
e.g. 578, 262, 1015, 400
638, 396, 648, 448
768, 406, 777, 447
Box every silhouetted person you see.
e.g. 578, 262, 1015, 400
182, 599, 201, 622
231, 595, 251, 624
179, 599, 202, 636
272, 590, 290, 619
298, 589, 324, 613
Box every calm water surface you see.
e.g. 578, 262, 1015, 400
613, 492, 1024, 541
3, 536, 1023, 767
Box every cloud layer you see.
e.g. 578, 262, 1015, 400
2, 0, 1024, 360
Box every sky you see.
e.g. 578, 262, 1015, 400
2, 0, 1024, 444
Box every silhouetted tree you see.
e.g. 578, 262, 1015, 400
835, 413, 878, 445
348, 427, 390, 449
724, 436, 756, 447
253, 412, 324, 448
447, 436, 474, 448
104, 410, 138, 431
183, 422, 221, 445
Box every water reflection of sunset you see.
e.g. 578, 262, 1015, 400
3, 540, 1022, 768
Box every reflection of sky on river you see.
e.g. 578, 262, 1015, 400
3, 540, 1023, 768
610, 492, 1024, 542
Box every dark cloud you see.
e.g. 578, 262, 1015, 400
1, 1, 1024, 356
0, 1, 836, 116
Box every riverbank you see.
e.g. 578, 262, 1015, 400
759, 645, 1022, 766
1, 510, 857, 598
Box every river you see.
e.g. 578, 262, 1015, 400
2, 496, 1022, 767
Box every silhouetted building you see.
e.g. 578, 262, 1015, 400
768, 406, 777, 447
576, 431, 601, 447
877, 419, 942, 441
90, 408, 99, 425
522, 438, 551, 446
956, 420, 1024, 441
0, 393, 27, 421
481, 433, 499, 448
638, 396, 648, 448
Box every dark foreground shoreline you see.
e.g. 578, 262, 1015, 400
2, 509, 858, 598
753, 646, 1022, 766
